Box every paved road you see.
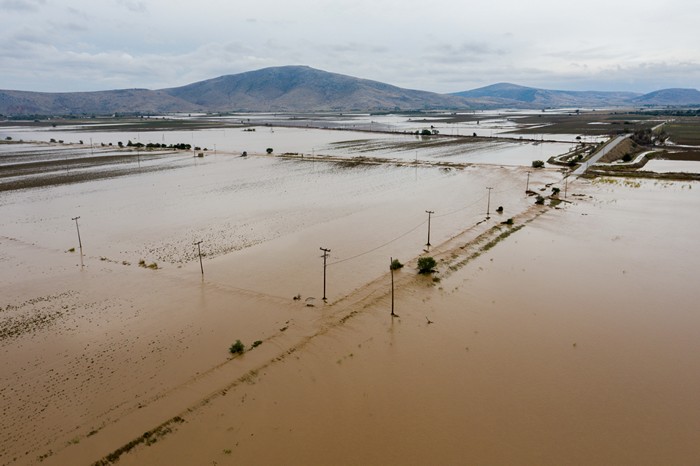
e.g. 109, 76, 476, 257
572, 134, 630, 176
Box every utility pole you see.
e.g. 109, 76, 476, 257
390, 257, 397, 317
320, 247, 331, 301
425, 210, 434, 246
486, 187, 494, 218
194, 240, 204, 276
564, 173, 569, 199
526, 172, 531, 193
72, 216, 83, 267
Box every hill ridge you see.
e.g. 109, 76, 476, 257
1, 66, 699, 116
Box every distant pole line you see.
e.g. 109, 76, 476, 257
425, 210, 434, 246
526, 172, 531, 193
72, 216, 83, 268
194, 240, 204, 276
320, 247, 331, 301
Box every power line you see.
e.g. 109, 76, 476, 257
434, 193, 488, 218
327, 219, 426, 266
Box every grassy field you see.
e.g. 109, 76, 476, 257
664, 119, 700, 145
504, 112, 659, 136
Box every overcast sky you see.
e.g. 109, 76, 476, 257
2, 0, 699, 94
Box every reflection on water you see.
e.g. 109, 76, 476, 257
644, 159, 700, 173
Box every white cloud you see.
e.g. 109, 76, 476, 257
0, 0, 698, 93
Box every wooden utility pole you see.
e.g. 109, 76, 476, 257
526, 172, 531, 193
425, 210, 434, 246
194, 240, 204, 276
486, 187, 494, 218
320, 247, 331, 301
72, 216, 83, 267
390, 257, 397, 317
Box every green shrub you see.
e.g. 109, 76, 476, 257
535, 195, 545, 205
390, 259, 404, 270
532, 160, 545, 168
417, 256, 437, 274
229, 340, 245, 355
251, 340, 262, 349
266, 147, 273, 154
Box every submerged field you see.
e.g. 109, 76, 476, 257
1, 116, 699, 465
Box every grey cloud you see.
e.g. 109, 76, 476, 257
546, 46, 626, 61
49, 21, 90, 33
116, 0, 147, 13
0, 0, 45, 12
422, 41, 509, 66
328, 43, 389, 55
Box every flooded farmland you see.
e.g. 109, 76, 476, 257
1, 116, 699, 465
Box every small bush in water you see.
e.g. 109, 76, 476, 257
229, 340, 245, 355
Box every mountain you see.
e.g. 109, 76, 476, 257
1, 66, 700, 116
451, 83, 640, 108
163, 65, 468, 112
0, 88, 202, 116
634, 88, 700, 106
0, 66, 473, 116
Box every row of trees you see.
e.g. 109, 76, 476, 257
120, 141, 192, 150
630, 128, 669, 146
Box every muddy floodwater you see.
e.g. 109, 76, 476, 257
1, 127, 699, 465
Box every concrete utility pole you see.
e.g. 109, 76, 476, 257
486, 187, 494, 218
194, 240, 204, 276
425, 210, 434, 246
320, 247, 331, 301
72, 216, 83, 267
